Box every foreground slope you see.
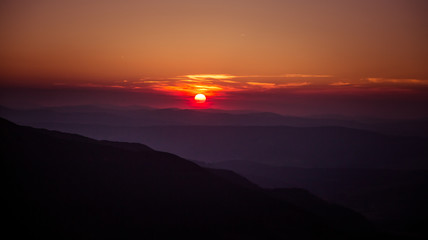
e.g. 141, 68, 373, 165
1, 118, 376, 239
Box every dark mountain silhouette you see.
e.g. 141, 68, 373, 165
203, 160, 428, 238
206, 168, 260, 190
2, 118, 382, 239
267, 188, 372, 234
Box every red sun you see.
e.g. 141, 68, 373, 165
194, 93, 206, 103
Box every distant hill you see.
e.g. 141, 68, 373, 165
1, 105, 427, 170
10, 123, 426, 169
204, 160, 428, 238
1, 105, 427, 136
1, 118, 378, 239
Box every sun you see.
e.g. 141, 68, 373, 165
194, 93, 206, 103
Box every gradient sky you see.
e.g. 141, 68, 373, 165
1, 0, 427, 117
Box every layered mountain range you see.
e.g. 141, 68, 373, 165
2, 118, 379, 239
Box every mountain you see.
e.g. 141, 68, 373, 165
1, 118, 379, 239
203, 160, 428, 238
11, 123, 426, 169
1, 106, 426, 169
1, 105, 427, 137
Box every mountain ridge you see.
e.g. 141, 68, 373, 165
1, 105, 427, 137
2, 118, 379, 239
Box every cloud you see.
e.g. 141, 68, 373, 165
246, 82, 276, 88
16, 75, 428, 119
183, 74, 237, 80
221, 80, 239, 83
281, 74, 332, 78
278, 82, 310, 87
182, 73, 333, 80
240, 74, 332, 78
136, 74, 315, 95
329, 81, 352, 86
55, 74, 428, 100
51, 73, 337, 98
367, 78, 428, 84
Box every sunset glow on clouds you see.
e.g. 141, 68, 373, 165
86, 74, 326, 96
366, 78, 428, 85
50, 74, 427, 98
75, 74, 326, 96
2, 73, 427, 118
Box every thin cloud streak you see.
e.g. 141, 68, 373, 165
278, 82, 310, 87
330, 82, 353, 86
182, 74, 333, 79
367, 78, 428, 84
183, 74, 237, 80
281, 74, 333, 78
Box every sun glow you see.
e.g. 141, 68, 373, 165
127, 73, 318, 103
194, 93, 206, 103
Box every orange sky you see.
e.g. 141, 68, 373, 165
0, 0, 427, 117
1, 0, 427, 82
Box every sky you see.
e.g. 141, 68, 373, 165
1, 0, 427, 118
